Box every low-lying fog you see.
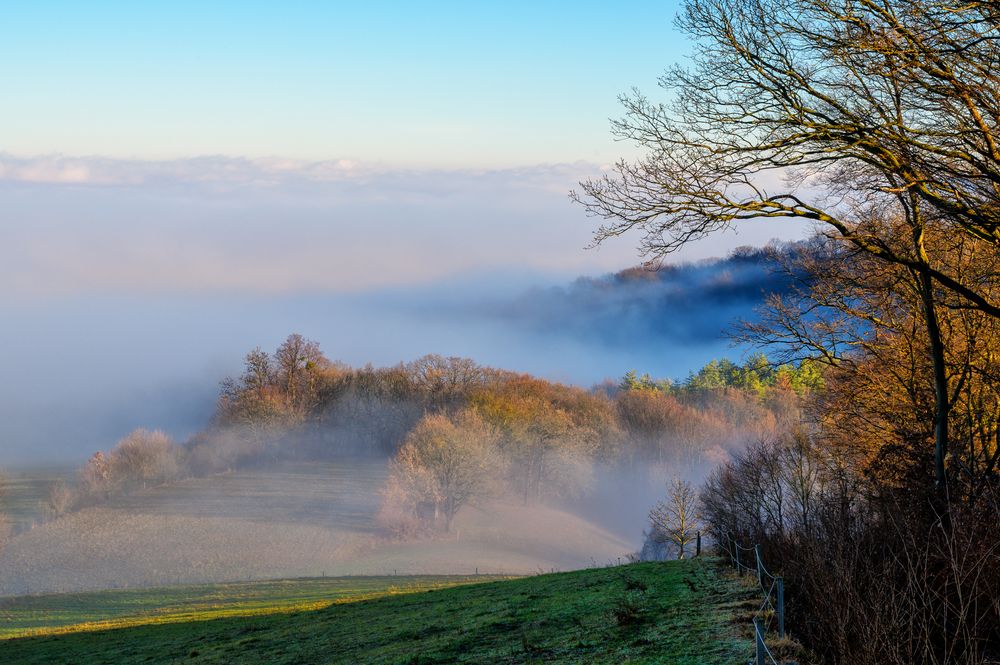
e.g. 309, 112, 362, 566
0, 253, 784, 595
0, 459, 681, 596
0, 252, 788, 465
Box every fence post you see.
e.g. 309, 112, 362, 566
695, 531, 701, 557
754, 544, 763, 585
777, 576, 785, 639
735, 541, 741, 573
754, 617, 766, 665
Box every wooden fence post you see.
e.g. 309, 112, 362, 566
777, 576, 785, 639
696, 531, 701, 557
754, 617, 766, 665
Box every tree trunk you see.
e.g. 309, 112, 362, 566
916, 261, 950, 495
922, 274, 950, 494
912, 217, 950, 499
443, 497, 454, 533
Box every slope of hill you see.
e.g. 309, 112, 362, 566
0, 461, 633, 596
1, 559, 755, 665
0, 574, 511, 640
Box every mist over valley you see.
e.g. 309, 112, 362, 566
0, 249, 801, 597
0, 249, 791, 465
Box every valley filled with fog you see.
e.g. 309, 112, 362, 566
0, 251, 805, 596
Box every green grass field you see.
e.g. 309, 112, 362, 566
0, 559, 755, 664
0, 574, 509, 640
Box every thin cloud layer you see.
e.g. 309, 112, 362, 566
0, 154, 365, 186
0, 153, 587, 190
0, 153, 807, 297
0, 155, 631, 296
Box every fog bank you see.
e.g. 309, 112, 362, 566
0, 250, 792, 464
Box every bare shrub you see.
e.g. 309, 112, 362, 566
45, 480, 74, 519
376, 473, 432, 539
704, 433, 1000, 664
110, 429, 179, 491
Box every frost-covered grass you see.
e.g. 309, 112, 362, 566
2, 559, 754, 664
0, 462, 631, 596
1, 465, 76, 528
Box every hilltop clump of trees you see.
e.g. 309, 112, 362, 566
207, 340, 817, 535
54, 330, 818, 536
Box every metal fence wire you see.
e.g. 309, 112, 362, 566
721, 532, 791, 665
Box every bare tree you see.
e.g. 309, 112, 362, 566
386, 410, 502, 532
218, 347, 289, 435
649, 478, 700, 559
404, 355, 487, 409
573, 0, 1000, 493
575, 0, 1000, 308
274, 333, 324, 410
80, 451, 113, 500
45, 479, 74, 519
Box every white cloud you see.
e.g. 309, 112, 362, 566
0, 153, 373, 186
0, 153, 807, 297
0, 154, 629, 296
0, 152, 595, 189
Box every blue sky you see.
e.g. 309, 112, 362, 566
3, 1, 686, 166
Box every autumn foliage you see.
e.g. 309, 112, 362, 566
61, 331, 808, 539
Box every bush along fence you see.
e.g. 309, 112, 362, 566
720, 532, 793, 665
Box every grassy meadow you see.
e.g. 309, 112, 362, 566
0, 574, 509, 640
2, 465, 76, 530
0, 461, 632, 596
1, 559, 755, 664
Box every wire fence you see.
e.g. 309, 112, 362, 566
720, 532, 793, 665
